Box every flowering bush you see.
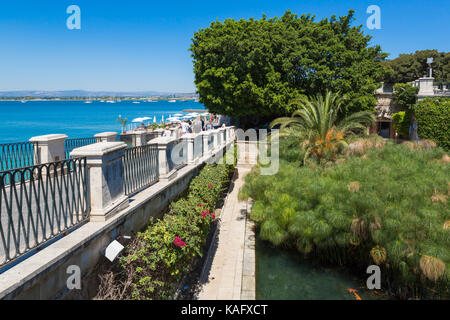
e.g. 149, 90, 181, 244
106, 162, 234, 300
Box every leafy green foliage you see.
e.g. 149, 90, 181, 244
271, 91, 374, 163
116, 116, 128, 132
116, 162, 234, 300
393, 83, 419, 109
190, 10, 387, 125
392, 110, 411, 138
240, 144, 449, 298
382, 50, 450, 84
414, 97, 450, 150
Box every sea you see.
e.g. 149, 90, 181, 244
0, 100, 206, 143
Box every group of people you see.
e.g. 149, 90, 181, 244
162, 114, 227, 138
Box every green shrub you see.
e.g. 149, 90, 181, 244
101, 162, 234, 300
393, 83, 419, 109
414, 97, 450, 150
392, 110, 411, 137
240, 144, 449, 299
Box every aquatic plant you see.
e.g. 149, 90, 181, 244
240, 143, 449, 299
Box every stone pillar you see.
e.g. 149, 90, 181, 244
202, 131, 210, 156
151, 136, 177, 181
170, 128, 180, 139
212, 129, 219, 150
153, 129, 164, 138
70, 142, 129, 222
131, 130, 147, 147
230, 126, 236, 140
29, 134, 67, 164
182, 134, 195, 164
225, 127, 230, 142
219, 127, 226, 146
418, 77, 434, 96
94, 132, 117, 142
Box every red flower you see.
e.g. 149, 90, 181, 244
174, 236, 186, 247
211, 213, 216, 219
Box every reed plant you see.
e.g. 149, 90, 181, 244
240, 143, 449, 299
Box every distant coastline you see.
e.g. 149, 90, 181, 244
0, 97, 198, 102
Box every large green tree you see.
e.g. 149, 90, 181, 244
190, 10, 387, 125
382, 50, 450, 84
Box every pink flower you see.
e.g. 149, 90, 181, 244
211, 213, 216, 219
174, 236, 186, 247
208, 185, 212, 188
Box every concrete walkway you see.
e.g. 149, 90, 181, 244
197, 166, 255, 300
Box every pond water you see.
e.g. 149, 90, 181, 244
256, 238, 386, 300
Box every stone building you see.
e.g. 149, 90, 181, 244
371, 77, 449, 139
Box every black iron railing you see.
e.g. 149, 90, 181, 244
65, 137, 100, 159
0, 142, 36, 172
122, 144, 159, 195
0, 157, 89, 267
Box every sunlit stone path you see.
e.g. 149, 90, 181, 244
197, 165, 255, 300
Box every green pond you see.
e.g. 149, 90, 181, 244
256, 238, 385, 300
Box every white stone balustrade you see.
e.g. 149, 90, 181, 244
150, 136, 178, 181
94, 132, 117, 142
219, 127, 226, 146
182, 134, 195, 164
29, 134, 68, 164
70, 142, 129, 222
212, 129, 219, 150
131, 130, 147, 147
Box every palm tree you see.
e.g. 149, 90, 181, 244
117, 115, 128, 133
271, 91, 375, 163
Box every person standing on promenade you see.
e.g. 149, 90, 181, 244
204, 118, 214, 131
162, 125, 171, 137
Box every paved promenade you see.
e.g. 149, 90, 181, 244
197, 166, 255, 300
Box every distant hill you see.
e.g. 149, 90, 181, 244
0, 90, 198, 98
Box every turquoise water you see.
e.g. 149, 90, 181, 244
256, 238, 385, 300
0, 100, 205, 143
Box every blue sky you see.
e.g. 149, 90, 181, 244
0, 0, 448, 92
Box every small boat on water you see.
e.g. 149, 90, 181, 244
168, 99, 176, 103
21, 100, 27, 103
132, 101, 140, 104
106, 100, 115, 103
